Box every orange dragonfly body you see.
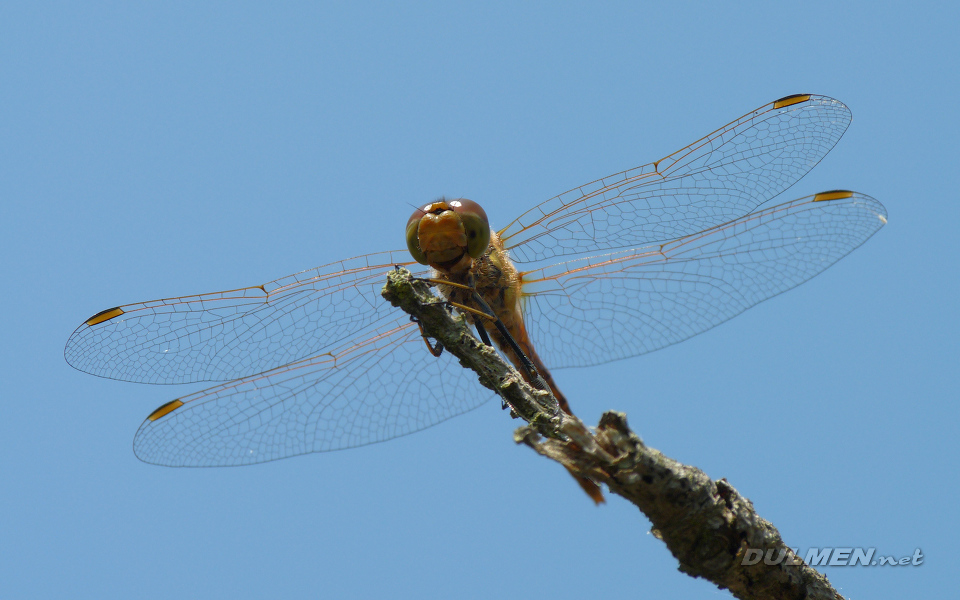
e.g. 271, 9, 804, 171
65, 94, 887, 468
407, 200, 571, 412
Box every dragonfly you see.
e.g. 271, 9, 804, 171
65, 93, 887, 471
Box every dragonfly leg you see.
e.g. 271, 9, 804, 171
412, 278, 496, 346
415, 275, 556, 412
410, 315, 444, 357
475, 321, 493, 347
460, 274, 555, 401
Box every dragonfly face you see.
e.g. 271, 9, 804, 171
65, 94, 887, 468
406, 198, 491, 273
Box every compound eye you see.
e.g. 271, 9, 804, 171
405, 208, 429, 265
450, 199, 490, 259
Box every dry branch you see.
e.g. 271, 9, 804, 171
382, 267, 845, 600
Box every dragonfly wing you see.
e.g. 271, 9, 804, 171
501, 94, 852, 264
65, 251, 424, 384
133, 319, 495, 466
519, 192, 887, 368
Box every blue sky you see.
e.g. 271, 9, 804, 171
2, 2, 957, 598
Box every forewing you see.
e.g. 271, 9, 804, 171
500, 95, 852, 264
133, 319, 495, 466
65, 250, 423, 384
519, 192, 887, 368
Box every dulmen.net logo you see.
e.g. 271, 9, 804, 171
742, 547, 924, 567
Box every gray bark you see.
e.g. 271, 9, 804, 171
382, 267, 844, 600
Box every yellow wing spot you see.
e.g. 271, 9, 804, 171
813, 190, 855, 202
85, 307, 125, 326
773, 94, 812, 109
147, 399, 184, 421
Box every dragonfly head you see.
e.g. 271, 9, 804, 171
406, 198, 491, 273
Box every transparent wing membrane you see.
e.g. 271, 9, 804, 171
133, 320, 493, 466
65, 251, 420, 383
500, 95, 851, 264
520, 192, 887, 368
